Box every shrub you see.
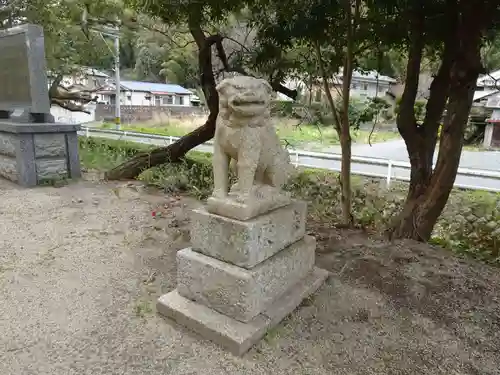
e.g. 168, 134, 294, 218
395, 96, 427, 122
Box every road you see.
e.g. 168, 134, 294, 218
324, 139, 500, 171
80, 131, 500, 192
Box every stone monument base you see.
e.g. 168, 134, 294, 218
206, 190, 291, 221
190, 201, 307, 269
158, 198, 328, 355
157, 267, 328, 356
0, 121, 81, 187
177, 236, 316, 323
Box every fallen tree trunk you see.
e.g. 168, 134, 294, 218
105, 117, 217, 180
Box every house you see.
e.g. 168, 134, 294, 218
347, 70, 397, 99
284, 69, 397, 104
476, 69, 500, 91
98, 80, 194, 107
483, 94, 500, 148
471, 69, 500, 108
49, 69, 198, 123
48, 67, 110, 91
473, 90, 500, 106
48, 67, 111, 124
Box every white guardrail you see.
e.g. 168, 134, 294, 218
79, 126, 500, 193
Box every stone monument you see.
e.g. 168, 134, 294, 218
0, 24, 81, 186
157, 76, 329, 355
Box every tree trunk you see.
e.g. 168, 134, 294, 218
105, 121, 218, 180
339, 130, 352, 224
336, 0, 359, 226
313, 0, 358, 226
388, 6, 442, 239
314, 42, 352, 225
388, 2, 483, 240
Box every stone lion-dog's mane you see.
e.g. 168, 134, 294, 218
216, 77, 272, 128
211, 76, 292, 200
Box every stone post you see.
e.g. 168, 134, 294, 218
484, 122, 494, 148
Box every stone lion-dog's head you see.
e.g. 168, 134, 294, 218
216, 76, 273, 128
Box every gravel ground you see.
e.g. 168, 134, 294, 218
0, 177, 499, 375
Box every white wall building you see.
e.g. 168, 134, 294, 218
347, 70, 397, 99
49, 68, 196, 122
281, 69, 397, 104
473, 69, 500, 107
48, 67, 110, 123
51, 103, 96, 124
476, 69, 500, 91
48, 67, 110, 91
98, 80, 194, 107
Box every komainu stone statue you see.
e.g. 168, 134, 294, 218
207, 75, 294, 220
156, 77, 328, 357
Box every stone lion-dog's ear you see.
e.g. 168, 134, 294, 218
259, 79, 273, 95
216, 79, 231, 95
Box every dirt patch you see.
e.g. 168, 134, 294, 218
313, 225, 500, 374
0, 177, 498, 375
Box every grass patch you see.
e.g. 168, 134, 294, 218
352, 129, 401, 144
100, 121, 400, 149
79, 137, 500, 265
133, 299, 154, 318
79, 137, 154, 170
276, 125, 400, 147
102, 119, 198, 138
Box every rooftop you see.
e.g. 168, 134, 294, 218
120, 80, 192, 95
474, 90, 499, 102
284, 69, 397, 92
47, 66, 110, 78
349, 69, 397, 83
477, 69, 500, 87
80, 67, 109, 78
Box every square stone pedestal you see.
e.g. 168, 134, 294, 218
190, 201, 307, 269
0, 121, 81, 186
157, 200, 329, 356
157, 267, 328, 356
177, 236, 316, 322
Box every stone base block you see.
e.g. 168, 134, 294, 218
190, 200, 307, 269
0, 121, 81, 187
206, 189, 291, 221
177, 235, 315, 322
157, 267, 329, 356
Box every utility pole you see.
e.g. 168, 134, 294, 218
113, 34, 121, 130
90, 25, 121, 130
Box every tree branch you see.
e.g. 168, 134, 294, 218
397, 6, 425, 143
221, 35, 252, 53
50, 98, 92, 114
314, 41, 342, 134
209, 33, 298, 100
143, 23, 195, 49
48, 74, 100, 114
